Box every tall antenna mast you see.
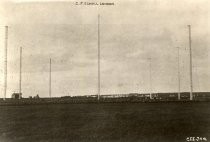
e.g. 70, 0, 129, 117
4, 26, 8, 100
19, 47, 22, 99
97, 14, 100, 101
176, 47, 181, 100
188, 25, 193, 100
49, 58, 51, 98
148, 57, 152, 99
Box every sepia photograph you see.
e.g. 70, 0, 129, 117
0, 0, 210, 141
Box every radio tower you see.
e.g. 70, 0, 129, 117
97, 14, 101, 101
4, 26, 8, 100
176, 47, 181, 100
188, 25, 193, 100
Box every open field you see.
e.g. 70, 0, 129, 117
0, 102, 210, 142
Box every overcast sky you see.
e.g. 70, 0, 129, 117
0, 0, 210, 98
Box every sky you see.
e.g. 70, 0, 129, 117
0, 0, 210, 98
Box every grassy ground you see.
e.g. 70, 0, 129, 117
0, 102, 209, 142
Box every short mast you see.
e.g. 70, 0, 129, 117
49, 58, 51, 98
148, 57, 152, 99
19, 47, 22, 99
176, 47, 181, 100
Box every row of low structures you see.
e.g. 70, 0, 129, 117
7, 92, 210, 101
0, 92, 209, 106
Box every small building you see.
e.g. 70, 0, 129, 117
128, 93, 139, 97
101, 94, 120, 98
33, 94, 40, 99
11, 93, 22, 99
